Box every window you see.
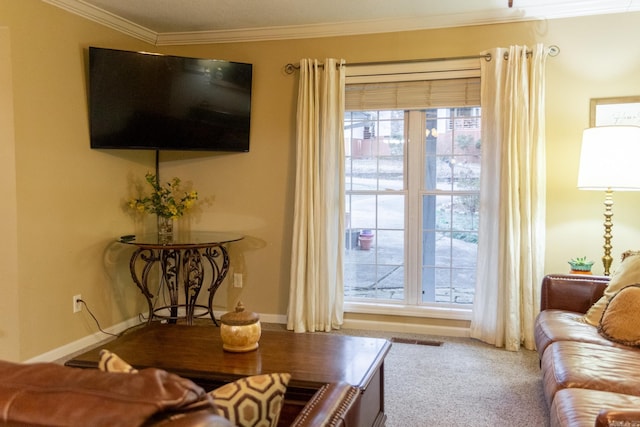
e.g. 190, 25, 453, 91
344, 110, 405, 299
421, 107, 481, 305
343, 60, 481, 318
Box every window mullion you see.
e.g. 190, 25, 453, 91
406, 110, 423, 305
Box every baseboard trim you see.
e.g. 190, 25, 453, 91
25, 316, 145, 363
27, 311, 289, 363
256, 312, 287, 325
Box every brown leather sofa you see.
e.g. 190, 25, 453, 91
0, 359, 358, 427
535, 274, 640, 427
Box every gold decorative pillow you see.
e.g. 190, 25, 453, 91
584, 250, 640, 325
598, 284, 640, 346
209, 373, 290, 427
99, 349, 138, 373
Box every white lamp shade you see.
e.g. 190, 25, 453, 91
577, 126, 640, 191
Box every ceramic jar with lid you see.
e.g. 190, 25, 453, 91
220, 301, 261, 352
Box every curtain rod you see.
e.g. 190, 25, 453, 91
284, 45, 559, 74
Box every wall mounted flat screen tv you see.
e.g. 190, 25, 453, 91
89, 47, 252, 152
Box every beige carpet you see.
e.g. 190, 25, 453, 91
324, 327, 548, 427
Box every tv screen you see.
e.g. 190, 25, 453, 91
88, 47, 252, 152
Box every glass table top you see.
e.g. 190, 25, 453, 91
118, 231, 244, 248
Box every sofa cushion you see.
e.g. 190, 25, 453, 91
541, 341, 640, 407
599, 284, 640, 346
0, 359, 216, 427
534, 309, 617, 359
550, 388, 640, 427
583, 250, 640, 326
100, 349, 290, 427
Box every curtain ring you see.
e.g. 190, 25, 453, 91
548, 45, 560, 57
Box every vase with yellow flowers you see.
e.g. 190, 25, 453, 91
129, 173, 198, 236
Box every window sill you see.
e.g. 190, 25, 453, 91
344, 301, 472, 321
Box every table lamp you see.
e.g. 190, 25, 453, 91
577, 125, 640, 275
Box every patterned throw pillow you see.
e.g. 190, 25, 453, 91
598, 284, 640, 346
209, 373, 291, 427
583, 250, 640, 325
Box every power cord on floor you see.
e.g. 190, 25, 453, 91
77, 299, 150, 338
76, 299, 120, 338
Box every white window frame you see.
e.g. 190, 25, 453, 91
343, 59, 481, 321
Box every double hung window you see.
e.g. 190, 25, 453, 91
343, 60, 482, 318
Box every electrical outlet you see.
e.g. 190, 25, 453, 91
233, 273, 243, 288
73, 294, 82, 313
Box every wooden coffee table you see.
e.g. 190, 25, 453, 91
65, 323, 391, 427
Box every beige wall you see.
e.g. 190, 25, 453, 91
0, 26, 19, 361
1, 0, 157, 361
2, 0, 640, 360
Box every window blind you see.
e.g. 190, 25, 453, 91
345, 77, 480, 111
344, 58, 481, 111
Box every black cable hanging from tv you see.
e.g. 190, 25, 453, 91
155, 150, 160, 185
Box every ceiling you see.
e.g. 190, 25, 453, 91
43, 0, 640, 45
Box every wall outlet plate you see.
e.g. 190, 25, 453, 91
233, 273, 243, 288
73, 294, 82, 313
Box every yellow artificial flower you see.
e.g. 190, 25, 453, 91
129, 173, 198, 218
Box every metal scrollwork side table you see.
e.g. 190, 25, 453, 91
119, 231, 244, 326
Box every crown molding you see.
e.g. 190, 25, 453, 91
42, 0, 158, 45
156, 13, 506, 46
43, 0, 640, 46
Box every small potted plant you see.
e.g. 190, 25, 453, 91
568, 256, 594, 275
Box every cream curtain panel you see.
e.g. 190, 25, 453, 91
470, 45, 550, 351
287, 58, 346, 333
